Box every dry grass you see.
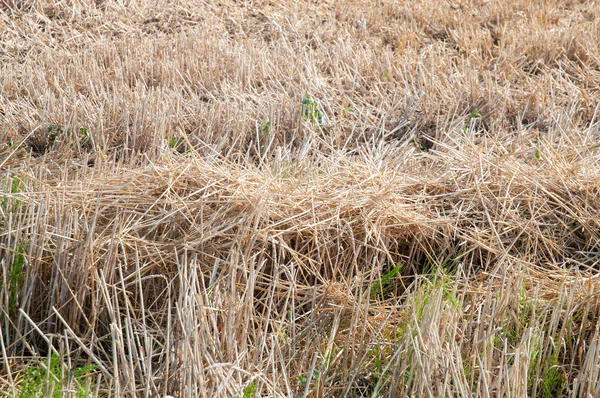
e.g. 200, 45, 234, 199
2, 0, 600, 396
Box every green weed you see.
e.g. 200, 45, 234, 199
370, 344, 393, 390
18, 354, 97, 398
242, 381, 257, 398
1, 175, 23, 210
38, 124, 93, 152
7, 243, 26, 319
302, 94, 324, 126
273, 159, 297, 180
462, 108, 481, 134
259, 120, 271, 134
413, 272, 461, 321
248, 120, 272, 156
167, 136, 186, 152
496, 284, 536, 350
439, 251, 467, 275
297, 368, 319, 387
249, 120, 271, 136
525, 339, 565, 397
370, 262, 404, 299
419, 255, 463, 310
78, 127, 93, 150
540, 350, 565, 398
413, 140, 427, 151
47, 124, 60, 146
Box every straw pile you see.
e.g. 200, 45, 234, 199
2, 0, 600, 396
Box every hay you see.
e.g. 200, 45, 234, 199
2, 0, 600, 396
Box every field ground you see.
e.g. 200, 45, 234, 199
2, 0, 600, 396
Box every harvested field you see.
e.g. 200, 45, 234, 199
2, 0, 600, 396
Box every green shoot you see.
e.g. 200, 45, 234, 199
302, 94, 324, 126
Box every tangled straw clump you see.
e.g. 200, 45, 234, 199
5, 137, 600, 396
2, 0, 600, 396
